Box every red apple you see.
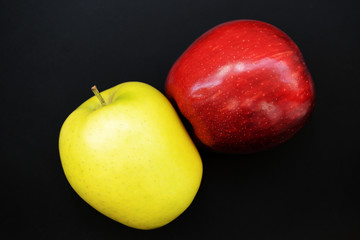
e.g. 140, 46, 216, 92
165, 20, 315, 153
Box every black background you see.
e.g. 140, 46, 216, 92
2, 0, 360, 239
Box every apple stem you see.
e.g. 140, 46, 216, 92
91, 85, 106, 106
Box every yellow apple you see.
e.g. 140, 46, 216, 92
59, 82, 203, 230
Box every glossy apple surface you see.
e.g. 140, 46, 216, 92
165, 20, 315, 153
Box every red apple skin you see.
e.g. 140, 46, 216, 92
165, 20, 315, 153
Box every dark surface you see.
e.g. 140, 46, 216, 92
2, 0, 359, 239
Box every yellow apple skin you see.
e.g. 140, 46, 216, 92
59, 82, 202, 230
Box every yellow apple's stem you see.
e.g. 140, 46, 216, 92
91, 85, 106, 106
